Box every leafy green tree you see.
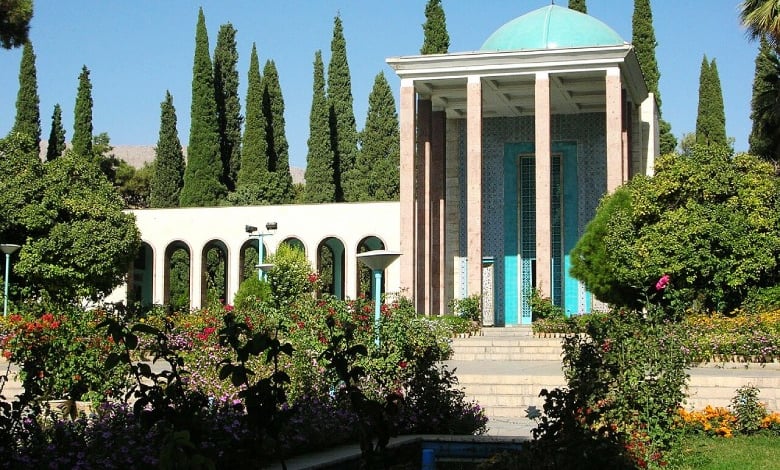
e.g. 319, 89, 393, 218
420, 0, 449, 54
568, 0, 587, 14
150, 91, 185, 208
180, 8, 226, 207
328, 15, 358, 202
0, 133, 141, 301
213, 23, 242, 192
632, 0, 676, 154
72, 65, 93, 157
740, 0, 780, 44
352, 72, 399, 201
695, 56, 728, 148
115, 161, 152, 209
267, 243, 314, 309
571, 146, 780, 313
45, 103, 65, 161
261, 59, 294, 204
0, 0, 32, 49
11, 41, 40, 155
233, 43, 268, 205
749, 37, 780, 159
303, 50, 335, 203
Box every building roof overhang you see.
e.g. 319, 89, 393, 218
386, 44, 648, 118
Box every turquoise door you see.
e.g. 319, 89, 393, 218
503, 142, 581, 325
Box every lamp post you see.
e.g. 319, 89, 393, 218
1, 244, 21, 317
245, 222, 277, 281
356, 250, 401, 345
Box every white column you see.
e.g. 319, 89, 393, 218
154, 244, 166, 305
226, 243, 242, 306
399, 79, 416, 298
466, 75, 483, 298
606, 67, 623, 192
190, 245, 203, 310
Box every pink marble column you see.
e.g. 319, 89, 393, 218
534, 72, 552, 298
466, 76, 483, 298
606, 68, 623, 192
431, 110, 446, 315
399, 80, 416, 298
417, 99, 432, 314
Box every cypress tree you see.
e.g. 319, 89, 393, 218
0, 0, 32, 49
420, 0, 449, 54
695, 56, 728, 148
235, 43, 268, 204
213, 23, 242, 192
11, 41, 40, 155
568, 0, 587, 14
150, 91, 185, 208
180, 8, 226, 207
749, 36, 780, 158
72, 65, 93, 157
355, 72, 399, 201
632, 0, 676, 154
46, 103, 65, 161
328, 15, 358, 202
261, 59, 294, 204
303, 50, 336, 203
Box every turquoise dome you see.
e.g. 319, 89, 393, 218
481, 5, 625, 51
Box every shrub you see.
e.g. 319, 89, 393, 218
731, 385, 766, 434
233, 276, 271, 311
572, 147, 780, 314
447, 294, 482, 323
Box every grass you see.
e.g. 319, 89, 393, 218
677, 433, 780, 469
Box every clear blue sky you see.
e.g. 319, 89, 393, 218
0, 1, 757, 169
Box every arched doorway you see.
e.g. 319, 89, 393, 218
202, 240, 228, 306
356, 236, 385, 299
129, 242, 154, 308
164, 241, 190, 311
317, 237, 345, 299
281, 237, 305, 254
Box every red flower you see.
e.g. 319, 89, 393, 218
398, 361, 408, 369
308, 273, 320, 284
224, 304, 234, 312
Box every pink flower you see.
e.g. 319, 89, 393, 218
655, 274, 670, 291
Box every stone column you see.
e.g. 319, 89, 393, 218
227, 243, 242, 307
190, 245, 203, 310
466, 75, 483, 298
606, 68, 623, 192
535, 71, 552, 298
154, 245, 166, 305
431, 110, 446, 315
399, 79, 416, 298
417, 98, 432, 314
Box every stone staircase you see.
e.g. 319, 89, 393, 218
446, 327, 780, 437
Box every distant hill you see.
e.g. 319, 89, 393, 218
39, 142, 306, 185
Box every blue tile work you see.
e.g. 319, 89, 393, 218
455, 113, 607, 325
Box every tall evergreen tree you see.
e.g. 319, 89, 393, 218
695, 56, 728, 148
632, 0, 676, 154
0, 0, 32, 49
749, 36, 780, 158
150, 91, 185, 208
261, 59, 294, 204
46, 103, 65, 161
11, 41, 40, 155
568, 0, 587, 14
180, 8, 226, 207
234, 43, 268, 204
72, 65, 93, 157
353, 72, 399, 201
420, 0, 449, 54
303, 50, 336, 203
328, 15, 359, 202
213, 23, 242, 193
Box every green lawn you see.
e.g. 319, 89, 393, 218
677, 434, 780, 469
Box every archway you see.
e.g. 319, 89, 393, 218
281, 237, 305, 255
164, 241, 190, 311
317, 237, 345, 299
202, 240, 229, 306
356, 236, 385, 300
128, 242, 154, 308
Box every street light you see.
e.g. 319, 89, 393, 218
1, 244, 21, 317
356, 250, 401, 345
245, 222, 277, 280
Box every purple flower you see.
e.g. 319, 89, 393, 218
655, 274, 670, 291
